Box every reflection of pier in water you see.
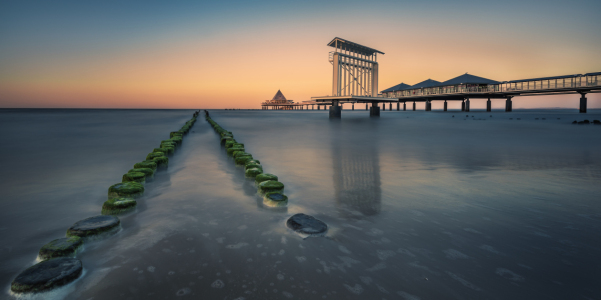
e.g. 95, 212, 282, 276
332, 128, 381, 217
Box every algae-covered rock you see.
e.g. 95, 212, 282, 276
134, 161, 157, 171
245, 159, 261, 166
258, 180, 284, 194
263, 192, 288, 207
161, 140, 177, 148
66, 215, 120, 238
255, 173, 278, 184
129, 168, 154, 180
161, 146, 175, 155
122, 171, 146, 184
102, 197, 137, 215
245, 163, 262, 171
38, 237, 83, 260
152, 156, 168, 169
146, 152, 165, 160
245, 167, 263, 178
170, 131, 183, 138
170, 136, 183, 144
286, 213, 328, 236
233, 151, 251, 158
225, 140, 237, 148
235, 155, 253, 165
108, 182, 144, 199
227, 146, 245, 155
10, 257, 83, 293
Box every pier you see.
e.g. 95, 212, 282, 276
307, 37, 601, 118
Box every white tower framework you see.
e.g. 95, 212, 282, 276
328, 37, 384, 97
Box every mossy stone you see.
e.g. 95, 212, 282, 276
38, 237, 83, 260
108, 182, 144, 199
255, 173, 278, 184
233, 151, 251, 158
245, 167, 263, 178
245, 159, 261, 166
129, 167, 154, 178
66, 215, 120, 238
235, 155, 253, 165
225, 140, 237, 148
134, 161, 157, 171
10, 258, 83, 293
221, 136, 234, 144
170, 136, 183, 145
170, 131, 183, 138
161, 146, 175, 155
102, 197, 137, 215
263, 192, 288, 207
146, 152, 165, 160
122, 171, 146, 184
245, 163, 262, 171
152, 156, 168, 169
161, 140, 177, 148
227, 147, 245, 155
258, 180, 284, 194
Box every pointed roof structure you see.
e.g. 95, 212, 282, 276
381, 83, 412, 93
409, 79, 441, 89
272, 90, 287, 101
438, 73, 499, 86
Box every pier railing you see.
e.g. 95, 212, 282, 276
383, 73, 600, 98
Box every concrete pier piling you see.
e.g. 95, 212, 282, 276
444, 100, 447, 111
403, 102, 406, 111
397, 103, 400, 111
580, 93, 587, 113
370, 103, 380, 117
413, 101, 416, 111
465, 98, 470, 112
329, 101, 341, 118
506, 97, 513, 112
487, 98, 491, 112
461, 101, 465, 111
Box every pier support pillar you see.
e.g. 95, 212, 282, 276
370, 102, 380, 117
317, 105, 320, 110
486, 98, 491, 112
312, 105, 314, 110
397, 103, 400, 111
425, 100, 431, 111
580, 93, 587, 113
403, 102, 406, 111
366, 104, 368, 111
461, 101, 465, 111
505, 97, 512, 112
352, 103, 354, 110
389, 103, 392, 111
465, 98, 470, 112
413, 101, 416, 111
444, 100, 447, 111
329, 100, 342, 118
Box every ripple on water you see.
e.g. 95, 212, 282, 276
176, 287, 191, 296
211, 279, 225, 288
343, 283, 364, 295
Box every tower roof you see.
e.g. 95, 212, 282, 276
272, 90, 287, 101
438, 73, 499, 86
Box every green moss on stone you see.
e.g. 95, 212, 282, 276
161, 140, 177, 148
108, 182, 144, 199
10, 257, 83, 293
170, 136, 183, 145
152, 156, 168, 169
255, 173, 278, 184
134, 161, 157, 171
227, 146, 245, 155
233, 151, 251, 158
102, 197, 137, 215
170, 131, 183, 138
245, 159, 261, 166
245, 163, 262, 170
38, 237, 83, 260
263, 192, 288, 207
122, 171, 146, 184
258, 180, 284, 194
146, 152, 165, 160
225, 140, 237, 148
66, 215, 120, 238
245, 167, 263, 178
235, 155, 253, 165
129, 168, 154, 181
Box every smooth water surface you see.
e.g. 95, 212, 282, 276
1, 109, 600, 299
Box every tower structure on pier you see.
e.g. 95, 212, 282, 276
329, 37, 384, 97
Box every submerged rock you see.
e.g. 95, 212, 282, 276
170, 131, 183, 138
233, 151, 252, 158
286, 213, 328, 236
146, 152, 165, 160
122, 171, 146, 184
227, 147, 245, 155
67, 215, 120, 238
245, 162, 262, 171
102, 197, 137, 215
235, 155, 254, 165
258, 180, 284, 194
245, 167, 263, 178
108, 182, 144, 199
263, 192, 288, 207
129, 168, 154, 181
170, 136, 183, 145
38, 237, 83, 260
152, 156, 169, 169
11, 257, 83, 293
134, 161, 157, 171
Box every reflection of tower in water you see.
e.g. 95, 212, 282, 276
332, 132, 381, 217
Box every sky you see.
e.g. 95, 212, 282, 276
1, 0, 600, 109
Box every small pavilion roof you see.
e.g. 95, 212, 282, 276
438, 73, 499, 86
381, 83, 412, 93
409, 79, 441, 89
327, 37, 384, 56
272, 90, 287, 101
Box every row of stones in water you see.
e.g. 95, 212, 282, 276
10, 112, 201, 294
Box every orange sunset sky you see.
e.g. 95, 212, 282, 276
1, 0, 600, 109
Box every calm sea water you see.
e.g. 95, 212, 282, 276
0, 108, 600, 300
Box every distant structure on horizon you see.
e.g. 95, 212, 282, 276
261, 90, 303, 110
